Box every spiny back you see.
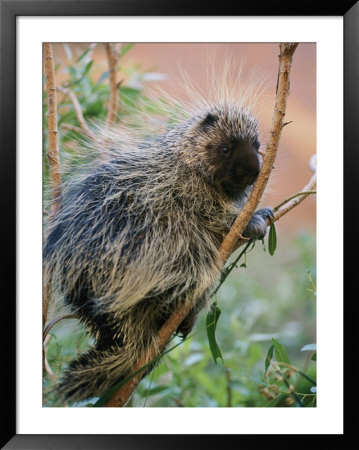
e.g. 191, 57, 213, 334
44, 97, 261, 319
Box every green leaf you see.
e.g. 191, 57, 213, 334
120, 86, 141, 96
271, 338, 291, 365
206, 302, 224, 364
264, 344, 274, 373
96, 70, 110, 86
311, 352, 317, 361
120, 43, 135, 57
140, 385, 169, 397
67, 66, 77, 79
83, 60, 94, 77
70, 61, 94, 86
85, 99, 104, 116
76, 48, 91, 63
268, 223, 277, 256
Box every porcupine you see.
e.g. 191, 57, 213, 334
43, 75, 274, 403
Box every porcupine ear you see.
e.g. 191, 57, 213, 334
200, 113, 219, 130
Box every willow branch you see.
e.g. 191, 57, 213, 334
43, 335, 58, 389
44, 43, 62, 218
57, 86, 97, 141
104, 43, 300, 407
219, 43, 298, 262
43, 334, 68, 407
105, 43, 120, 127
273, 175, 316, 222
213, 158, 316, 286
60, 122, 90, 136
43, 314, 79, 341
233, 154, 316, 251
43, 43, 62, 344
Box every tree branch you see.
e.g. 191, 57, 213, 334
43, 43, 62, 344
105, 43, 120, 127
104, 42, 300, 407
273, 155, 316, 222
43, 314, 79, 341
42, 43, 61, 338
233, 155, 316, 251
218, 43, 298, 262
44, 43, 62, 218
57, 86, 97, 141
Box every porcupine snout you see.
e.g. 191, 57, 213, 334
234, 139, 261, 187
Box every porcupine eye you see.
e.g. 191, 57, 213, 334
221, 146, 229, 154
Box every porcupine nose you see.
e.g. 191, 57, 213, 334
236, 140, 261, 186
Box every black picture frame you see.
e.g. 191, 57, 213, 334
1, 1, 356, 448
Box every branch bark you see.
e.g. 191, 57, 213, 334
104, 42, 300, 407
43, 42, 62, 333
44, 43, 62, 218
105, 43, 120, 127
43, 43, 63, 371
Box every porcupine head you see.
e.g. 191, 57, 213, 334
43, 57, 273, 404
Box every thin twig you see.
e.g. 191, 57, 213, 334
44, 43, 62, 217
43, 334, 57, 383
43, 43, 63, 374
273, 190, 317, 213
210, 240, 254, 298
57, 86, 97, 141
275, 361, 317, 387
60, 122, 88, 136
273, 168, 316, 223
43, 334, 68, 407
233, 160, 317, 250
43, 314, 79, 341
105, 43, 120, 127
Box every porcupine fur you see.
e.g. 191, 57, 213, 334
43, 59, 274, 402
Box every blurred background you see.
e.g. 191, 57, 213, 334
44, 43, 316, 407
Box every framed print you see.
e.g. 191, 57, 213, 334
1, 0, 356, 448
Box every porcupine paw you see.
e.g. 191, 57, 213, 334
176, 293, 209, 339
177, 309, 198, 339
243, 207, 274, 240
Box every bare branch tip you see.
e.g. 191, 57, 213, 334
309, 154, 317, 173
282, 120, 293, 128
